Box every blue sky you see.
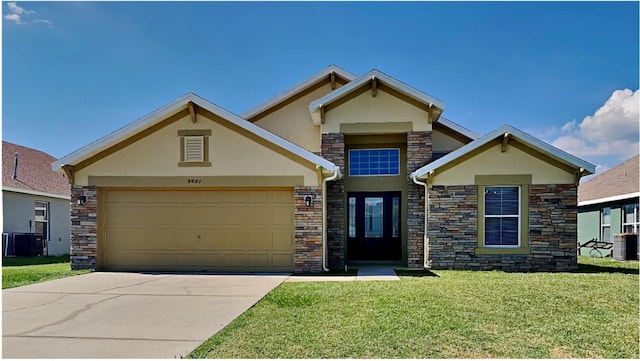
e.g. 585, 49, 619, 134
2, 1, 639, 175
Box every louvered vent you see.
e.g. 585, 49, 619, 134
184, 136, 204, 162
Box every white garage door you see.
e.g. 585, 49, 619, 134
101, 189, 294, 272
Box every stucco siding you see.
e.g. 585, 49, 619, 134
432, 142, 575, 185
432, 128, 466, 152
75, 114, 319, 186
2, 191, 70, 256
322, 89, 431, 134
254, 83, 337, 154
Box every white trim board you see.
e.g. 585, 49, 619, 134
2, 186, 71, 200
578, 192, 640, 207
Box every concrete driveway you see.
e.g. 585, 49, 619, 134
2, 272, 288, 358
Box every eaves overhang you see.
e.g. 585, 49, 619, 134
52, 93, 340, 176
241, 65, 357, 120
410, 124, 596, 180
308, 69, 446, 125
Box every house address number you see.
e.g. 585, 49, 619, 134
187, 179, 202, 184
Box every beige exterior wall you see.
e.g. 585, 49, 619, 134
432, 128, 466, 152
322, 89, 431, 134
2, 191, 71, 256
75, 114, 320, 186
254, 83, 339, 154
432, 142, 575, 185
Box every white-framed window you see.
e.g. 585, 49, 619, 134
348, 148, 400, 176
601, 207, 611, 242
623, 203, 639, 234
183, 136, 205, 162
34, 201, 49, 241
484, 186, 520, 247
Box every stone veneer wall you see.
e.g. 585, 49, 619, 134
321, 133, 345, 269
294, 186, 323, 272
428, 183, 578, 271
70, 186, 98, 270
407, 131, 432, 268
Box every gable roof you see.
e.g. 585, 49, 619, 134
578, 154, 639, 206
410, 124, 596, 179
308, 69, 446, 125
241, 65, 357, 120
437, 116, 480, 140
52, 93, 340, 175
3, 141, 71, 199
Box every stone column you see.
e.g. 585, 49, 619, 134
294, 186, 323, 272
321, 133, 345, 269
529, 184, 578, 271
406, 131, 432, 268
70, 186, 97, 270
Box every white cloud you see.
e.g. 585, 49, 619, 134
7, 2, 34, 15
4, 2, 51, 25
550, 88, 640, 162
4, 13, 24, 24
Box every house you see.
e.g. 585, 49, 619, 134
52, 66, 595, 272
3, 141, 71, 256
577, 154, 639, 257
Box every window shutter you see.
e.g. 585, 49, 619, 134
184, 136, 204, 162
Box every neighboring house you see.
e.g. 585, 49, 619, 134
52, 65, 595, 273
3, 141, 71, 256
577, 154, 639, 257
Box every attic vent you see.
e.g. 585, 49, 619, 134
184, 136, 205, 162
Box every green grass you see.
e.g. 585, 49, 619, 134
2, 255, 91, 289
189, 257, 639, 359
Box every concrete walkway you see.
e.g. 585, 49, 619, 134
2, 272, 288, 359
286, 267, 399, 282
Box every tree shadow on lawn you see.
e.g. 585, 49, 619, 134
394, 269, 440, 277
575, 263, 639, 275
2, 255, 70, 267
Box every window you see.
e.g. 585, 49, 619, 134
601, 207, 611, 242
484, 186, 520, 247
35, 201, 49, 241
364, 197, 384, 238
348, 197, 356, 238
348, 148, 400, 176
475, 174, 531, 254
623, 203, 639, 234
178, 129, 211, 167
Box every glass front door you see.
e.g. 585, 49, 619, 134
347, 192, 401, 261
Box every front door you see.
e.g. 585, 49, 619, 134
347, 192, 401, 261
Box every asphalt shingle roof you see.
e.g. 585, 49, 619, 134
578, 154, 639, 203
2, 141, 71, 197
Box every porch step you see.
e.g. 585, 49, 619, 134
356, 267, 399, 281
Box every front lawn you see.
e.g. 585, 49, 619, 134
189, 257, 639, 359
2, 256, 91, 289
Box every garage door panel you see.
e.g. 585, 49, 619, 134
247, 254, 270, 267
272, 190, 293, 203
272, 254, 294, 268
103, 189, 294, 272
272, 209, 293, 225
223, 209, 246, 225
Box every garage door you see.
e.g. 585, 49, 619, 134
101, 189, 294, 272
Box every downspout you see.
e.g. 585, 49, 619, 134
412, 173, 430, 268
322, 166, 341, 272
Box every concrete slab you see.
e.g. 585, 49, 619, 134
2, 272, 288, 359
356, 267, 400, 281
285, 268, 400, 282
